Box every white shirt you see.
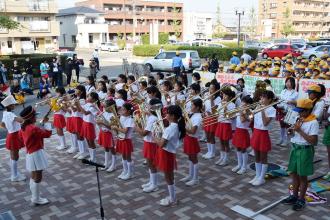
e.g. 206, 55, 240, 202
100, 112, 114, 132
253, 106, 276, 130
291, 120, 319, 145
185, 95, 201, 113
204, 96, 221, 114
161, 95, 171, 107
236, 113, 250, 129
162, 122, 180, 154
72, 99, 85, 118
279, 89, 298, 111
2, 111, 20, 133
115, 98, 125, 108
170, 92, 185, 105
144, 115, 158, 143
312, 100, 325, 120
85, 85, 96, 95
82, 102, 99, 124
115, 83, 125, 92
97, 91, 107, 101
217, 102, 236, 123
54, 109, 65, 116
128, 84, 139, 100
92, 51, 99, 59
120, 116, 134, 139
188, 113, 202, 138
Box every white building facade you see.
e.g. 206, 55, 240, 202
183, 12, 214, 42
56, 6, 108, 49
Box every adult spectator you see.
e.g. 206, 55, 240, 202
40, 60, 49, 79
209, 54, 219, 73
172, 51, 187, 86
89, 58, 98, 80
49, 58, 59, 87
0, 62, 5, 84
23, 57, 33, 87
159, 45, 164, 54
12, 60, 22, 81
241, 50, 252, 64
92, 48, 100, 71
65, 58, 73, 86
73, 54, 81, 82
37, 77, 50, 99
229, 51, 240, 65
20, 72, 33, 95
56, 56, 63, 87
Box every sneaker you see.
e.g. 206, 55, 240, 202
237, 168, 247, 175
322, 172, 330, 180
280, 142, 288, 147
248, 151, 255, 157
73, 153, 80, 159
56, 145, 67, 151
118, 171, 127, 179
205, 153, 215, 159
106, 166, 116, 173
185, 179, 199, 186
202, 152, 209, 159
141, 182, 152, 189
219, 158, 229, 166
121, 173, 133, 180
252, 178, 266, 186
281, 195, 298, 205
180, 175, 192, 182
11, 174, 26, 182
143, 184, 159, 193
66, 147, 76, 154
277, 140, 283, 146
31, 197, 49, 206
159, 196, 177, 207
249, 176, 258, 184
215, 158, 223, 165
77, 153, 89, 160
143, 159, 147, 165
292, 199, 306, 211
231, 165, 241, 173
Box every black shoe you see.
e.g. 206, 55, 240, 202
292, 199, 306, 211
281, 195, 298, 205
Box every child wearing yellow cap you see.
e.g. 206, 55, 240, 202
307, 84, 326, 120
282, 99, 318, 211
322, 106, 330, 181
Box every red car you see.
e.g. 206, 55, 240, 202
261, 44, 302, 59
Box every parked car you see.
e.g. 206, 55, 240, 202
261, 44, 302, 59
205, 43, 226, 48
301, 45, 330, 60
244, 41, 272, 51
292, 43, 313, 51
99, 42, 119, 52
307, 41, 329, 47
57, 51, 84, 66
290, 38, 306, 45
143, 50, 201, 72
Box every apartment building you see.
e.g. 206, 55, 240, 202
258, 0, 330, 39
75, 0, 183, 41
0, 0, 59, 55
183, 12, 214, 42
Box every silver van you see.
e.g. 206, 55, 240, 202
143, 50, 201, 72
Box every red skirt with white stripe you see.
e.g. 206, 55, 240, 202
98, 130, 113, 149
232, 128, 250, 149
143, 141, 158, 160
215, 122, 232, 141
53, 114, 66, 129
6, 131, 24, 151
73, 117, 83, 136
155, 148, 177, 173
203, 116, 217, 133
116, 139, 133, 155
81, 121, 96, 141
66, 117, 75, 133
183, 135, 200, 155
251, 129, 271, 152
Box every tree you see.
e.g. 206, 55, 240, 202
172, 6, 181, 39
281, 7, 295, 37
0, 15, 20, 30
212, 1, 227, 38
245, 7, 257, 39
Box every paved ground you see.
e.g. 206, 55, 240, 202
0, 121, 330, 220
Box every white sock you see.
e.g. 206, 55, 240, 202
283, 128, 288, 143
104, 152, 110, 167
223, 152, 228, 161
280, 128, 285, 142
88, 148, 96, 162
127, 161, 133, 176
193, 163, 198, 180
255, 162, 262, 178
206, 143, 211, 154
111, 154, 116, 168
236, 151, 242, 167
10, 159, 18, 178
211, 144, 215, 155
78, 140, 84, 154
188, 161, 193, 178
242, 152, 248, 169
83, 140, 88, 152
122, 159, 128, 173
260, 164, 268, 180
58, 135, 66, 147
220, 151, 224, 160
71, 134, 78, 149
151, 173, 157, 186
168, 184, 176, 202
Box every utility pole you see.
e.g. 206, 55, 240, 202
236, 10, 244, 47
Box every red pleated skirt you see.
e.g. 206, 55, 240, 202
183, 135, 200, 155
155, 148, 177, 173
66, 117, 74, 133
116, 139, 133, 155
251, 129, 271, 152
81, 121, 96, 141
73, 117, 83, 135
53, 114, 66, 129
203, 116, 217, 133
232, 128, 250, 149
98, 130, 113, 149
215, 122, 232, 141
6, 131, 24, 151
143, 141, 158, 160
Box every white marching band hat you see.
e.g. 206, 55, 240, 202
1, 95, 17, 107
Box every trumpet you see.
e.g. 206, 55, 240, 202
201, 88, 222, 102
247, 99, 284, 119
223, 103, 260, 119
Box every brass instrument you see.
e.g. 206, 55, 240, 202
201, 88, 221, 102
133, 103, 147, 129
223, 103, 259, 119
109, 105, 126, 139
287, 117, 303, 135
247, 100, 284, 119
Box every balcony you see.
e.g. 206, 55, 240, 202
104, 10, 182, 20
77, 23, 108, 33
108, 24, 182, 34
0, 21, 59, 37
0, 0, 57, 13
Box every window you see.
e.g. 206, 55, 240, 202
270, 13, 277, 18
72, 35, 76, 44
156, 53, 166, 59
270, 3, 277, 8
278, 45, 287, 49
270, 45, 280, 50
190, 52, 199, 59
63, 34, 66, 46
89, 34, 93, 43
7, 41, 12, 48
165, 52, 176, 59
316, 46, 325, 51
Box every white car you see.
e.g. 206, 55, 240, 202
301, 45, 330, 60
99, 42, 119, 52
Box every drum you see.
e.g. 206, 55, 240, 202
283, 109, 299, 125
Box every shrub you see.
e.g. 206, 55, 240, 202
141, 33, 170, 45
220, 41, 244, 48
133, 45, 258, 60
141, 34, 150, 45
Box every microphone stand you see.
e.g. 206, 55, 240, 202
95, 165, 105, 220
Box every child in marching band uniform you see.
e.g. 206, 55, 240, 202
215, 88, 236, 166
97, 81, 108, 101
127, 75, 139, 100
65, 92, 78, 154
115, 89, 127, 109
282, 99, 318, 211
96, 99, 117, 172
203, 80, 221, 159
115, 74, 127, 92
135, 98, 162, 192
161, 80, 173, 107
307, 84, 325, 121
53, 87, 68, 151
19, 106, 52, 205
1, 95, 25, 182
231, 96, 253, 175
185, 83, 201, 113
249, 90, 276, 186
85, 76, 96, 95
182, 99, 203, 186
76, 92, 100, 163
171, 81, 186, 105
112, 103, 135, 180
154, 105, 186, 206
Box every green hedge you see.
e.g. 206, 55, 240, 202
141, 33, 170, 45
0, 54, 66, 79
133, 45, 258, 60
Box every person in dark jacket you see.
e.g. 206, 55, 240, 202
209, 54, 219, 73
89, 58, 98, 80
23, 57, 33, 87
65, 58, 73, 86
73, 54, 81, 82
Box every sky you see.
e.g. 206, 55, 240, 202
56, 0, 258, 26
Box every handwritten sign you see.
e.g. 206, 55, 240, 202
216, 73, 242, 85
199, 71, 216, 86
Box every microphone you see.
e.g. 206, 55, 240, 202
82, 159, 105, 168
